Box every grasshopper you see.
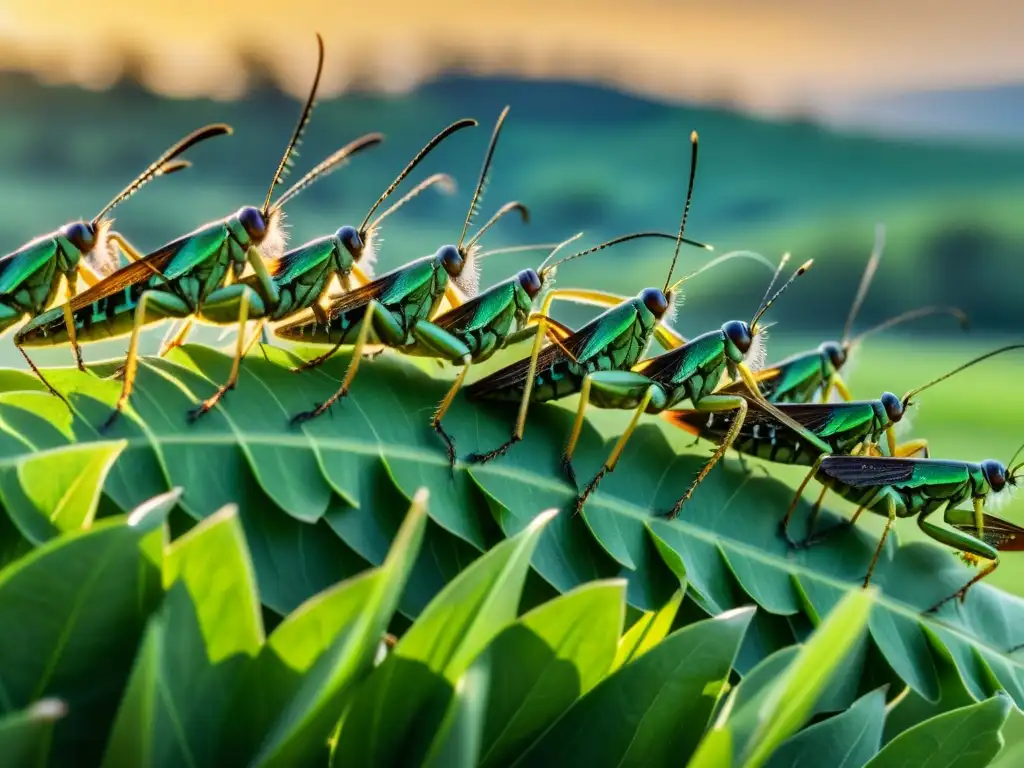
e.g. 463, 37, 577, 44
463, 131, 770, 480
730, 225, 969, 404
176, 117, 476, 411
792, 448, 1023, 613
3, 123, 231, 395
15, 34, 370, 429
569, 255, 821, 518
277, 106, 547, 426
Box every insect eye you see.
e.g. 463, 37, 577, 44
517, 269, 543, 298
640, 287, 669, 317
722, 320, 752, 354
880, 392, 904, 422
238, 206, 267, 241
983, 460, 1007, 492
438, 245, 464, 276
823, 341, 847, 369
336, 225, 363, 256
63, 221, 96, 251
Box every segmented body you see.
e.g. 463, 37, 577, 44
244, 236, 351, 322
668, 399, 893, 466
16, 217, 256, 346
465, 297, 658, 403
745, 347, 834, 403
275, 255, 449, 346
817, 457, 989, 519
623, 330, 731, 411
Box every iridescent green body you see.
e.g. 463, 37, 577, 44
465, 295, 659, 403
15, 213, 265, 346
667, 397, 892, 466
817, 456, 993, 520
275, 253, 449, 347
753, 346, 836, 403
0, 233, 74, 333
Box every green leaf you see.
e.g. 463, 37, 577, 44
0, 699, 65, 768
864, 695, 1013, 768
0, 441, 125, 544
612, 587, 683, 671
253, 488, 431, 767
742, 588, 876, 768
0, 505, 166, 764
163, 504, 264, 660
516, 606, 755, 766
333, 507, 557, 767
765, 688, 887, 768
469, 579, 626, 768
422, 662, 492, 768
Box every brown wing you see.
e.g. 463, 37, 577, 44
69, 240, 182, 310
464, 324, 594, 396
950, 512, 1024, 551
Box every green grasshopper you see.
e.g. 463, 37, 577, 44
276, 106, 555, 426
15, 34, 369, 430
663, 343, 1023, 535
729, 225, 969, 404
3, 123, 231, 395
462, 131, 775, 481
792, 447, 1023, 613
568, 255, 821, 518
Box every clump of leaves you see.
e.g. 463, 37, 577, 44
0, 344, 1021, 766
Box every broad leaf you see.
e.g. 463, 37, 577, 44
516, 606, 755, 766
864, 694, 1013, 768
612, 587, 683, 671
333, 507, 556, 767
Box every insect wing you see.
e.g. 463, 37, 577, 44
573, 300, 642, 363
433, 279, 516, 335
0, 236, 59, 296
947, 509, 1024, 551
68, 238, 184, 311
271, 236, 338, 285
819, 456, 971, 489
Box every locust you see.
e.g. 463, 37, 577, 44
664, 343, 1023, 534
176, 117, 476, 412
568, 254, 822, 518
462, 131, 772, 481
276, 105, 562, 426
791, 449, 1023, 613
727, 224, 969, 404
15, 34, 369, 429
3, 122, 231, 395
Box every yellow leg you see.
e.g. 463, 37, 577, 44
188, 290, 252, 422
241, 319, 267, 358
894, 438, 929, 458
159, 317, 195, 356
78, 267, 103, 287
63, 280, 85, 371
928, 560, 998, 614
433, 356, 472, 466
576, 386, 655, 513
668, 395, 748, 519
108, 233, 146, 264
863, 495, 897, 588
973, 496, 985, 541
780, 454, 827, 544
561, 374, 594, 488
821, 374, 854, 403
101, 293, 154, 432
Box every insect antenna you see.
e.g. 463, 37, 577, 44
271, 133, 384, 212
901, 343, 1024, 408
359, 118, 477, 236
750, 258, 814, 331
464, 201, 529, 251
92, 123, 233, 224
850, 306, 970, 347
1008, 441, 1024, 479
841, 223, 885, 344
663, 131, 710, 293
458, 106, 509, 252
364, 173, 456, 233
475, 236, 580, 261
667, 249, 776, 294
262, 33, 325, 217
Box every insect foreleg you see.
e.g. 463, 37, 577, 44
101, 290, 193, 432
862, 494, 898, 588
667, 394, 748, 519
893, 438, 929, 458
821, 374, 854, 403
159, 318, 195, 356
925, 504, 1000, 613
575, 373, 666, 513
409, 321, 473, 465
291, 300, 404, 425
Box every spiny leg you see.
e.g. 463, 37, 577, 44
17, 344, 68, 406
101, 291, 192, 432
62, 284, 85, 372
408, 320, 474, 467
861, 495, 897, 588
667, 395, 748, 519
779, 455, 827, 546
159, 317, 195, 356
188, 288, 255, 422
922, 504, 999, 613
291, 301, 403, 425
573, 373, 665, 512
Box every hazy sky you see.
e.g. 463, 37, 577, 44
1, 0, 1022, 118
